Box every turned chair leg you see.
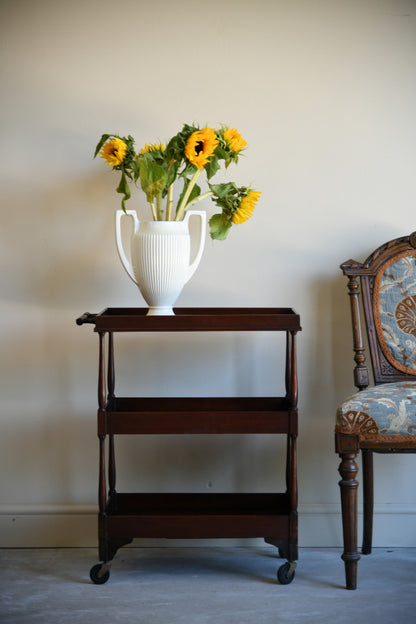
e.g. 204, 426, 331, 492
361, 448, 373, 555
338, 451, 361, 589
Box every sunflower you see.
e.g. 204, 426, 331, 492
185, 127, 219, 170
223, 128, 247, 153
140, 142, 165, 154
99, 137, 128, 166
232, 190, 261, 224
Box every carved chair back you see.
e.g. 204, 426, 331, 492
341, 232, 416, 388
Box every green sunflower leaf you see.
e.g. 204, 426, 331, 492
140, 157, 167, 202
166, 159, 180, 188
204, 156, 220, 180
93, 134, 112, 158
214, 145, 228, 160
116, 171, 131, 213
180, 161, 198, 179
209, 182, 238, 199
209, 213, 232, 240
131, 159, 141, 183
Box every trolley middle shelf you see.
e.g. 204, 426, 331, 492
98, 396, 298, 435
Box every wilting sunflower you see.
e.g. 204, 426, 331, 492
185, 127, 219, 170
99, 138, 128, 166
232, 190, 261, 224
223, 128, 247, 153
140, 142, 165, 154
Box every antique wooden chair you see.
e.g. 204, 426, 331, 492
335, 232, 416, 589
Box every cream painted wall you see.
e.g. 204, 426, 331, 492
1, 0, 416, 548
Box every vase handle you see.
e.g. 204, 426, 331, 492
184, 210, 206, 280
115, 209, 140, 284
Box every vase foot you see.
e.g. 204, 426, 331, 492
146, 306, 175, 316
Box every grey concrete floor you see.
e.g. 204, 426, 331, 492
1, 547, 415, 623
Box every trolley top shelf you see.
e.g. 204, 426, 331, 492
76, 307, 301, 332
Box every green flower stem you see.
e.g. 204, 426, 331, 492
150, 201, 157, 221
156, 193, 163, 220
166, 184, 174, 221
186, 191, 213, 208
175, 169, 202, 221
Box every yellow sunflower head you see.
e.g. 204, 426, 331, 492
223, 128, 247, 153
185, 127, 219, 170
232, 190, 261, 224
99, 137, 128, 166
140, 142, 165, 154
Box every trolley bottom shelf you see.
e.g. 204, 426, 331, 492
92, 493, 298, 585
101, 492, 291, 537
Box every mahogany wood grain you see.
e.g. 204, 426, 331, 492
78, 308, 301, 579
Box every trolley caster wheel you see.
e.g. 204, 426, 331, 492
277, 561, 296, 585
90, 563, 110, 585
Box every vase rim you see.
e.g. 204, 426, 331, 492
139, 219, 190, 231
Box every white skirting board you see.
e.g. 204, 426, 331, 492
0, 504, 415, 548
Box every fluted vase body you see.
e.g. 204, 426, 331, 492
116, 210, 206, 315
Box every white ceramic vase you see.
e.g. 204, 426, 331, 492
115, 209, 206, 315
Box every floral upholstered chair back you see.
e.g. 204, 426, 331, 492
373, 250, 416, 378
336, 233, 416, 448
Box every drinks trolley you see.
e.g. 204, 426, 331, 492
77, 307, 301, 584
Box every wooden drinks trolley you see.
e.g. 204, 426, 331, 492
77, 307, 301, 584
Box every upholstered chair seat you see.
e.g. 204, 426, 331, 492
336, 381, 416, 448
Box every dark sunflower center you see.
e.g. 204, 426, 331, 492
195, 141, 204, 155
